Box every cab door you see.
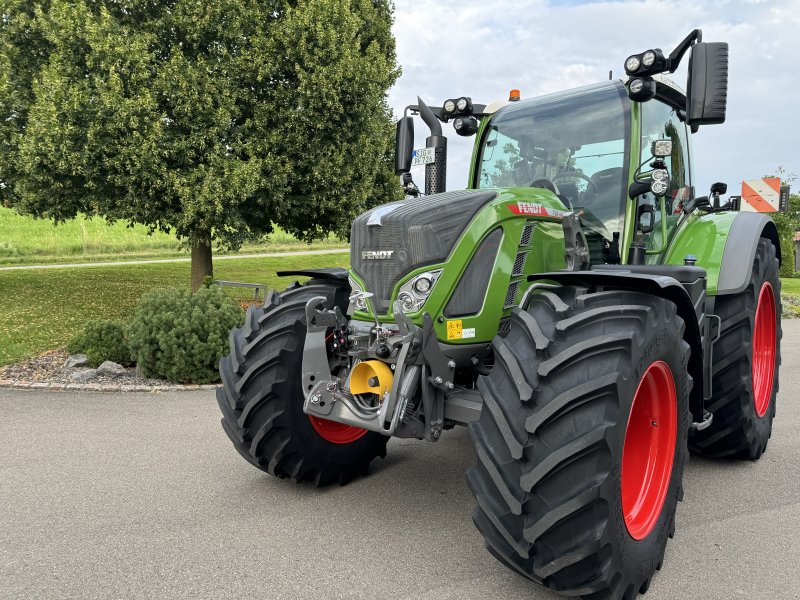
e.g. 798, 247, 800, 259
639, 100, 693, 261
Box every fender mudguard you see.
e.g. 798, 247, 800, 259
528, 268, 706, 421
664, 211, 780, 296
276, 267, 349, 282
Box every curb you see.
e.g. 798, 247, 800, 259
0, 380, 219, 393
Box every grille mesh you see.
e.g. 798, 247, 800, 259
504, 281, 520, 309
351, 190, 498, 314
520, 223, 535, 247
512, 252, 527, 276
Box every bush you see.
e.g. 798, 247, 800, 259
782, 294, 800, 319
67, 320, 131, 367
127, 286, 243, 384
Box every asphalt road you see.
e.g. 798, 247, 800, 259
2, 321, 800, 600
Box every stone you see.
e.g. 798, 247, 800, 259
97, 361, 126, 377
70, 369, 98, 382
64, 354, 89, 369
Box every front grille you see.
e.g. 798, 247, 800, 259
512, 252, 527, 276
351, 190, 498, 314
504, 281, 520, 309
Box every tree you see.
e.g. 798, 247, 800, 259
0, 0, 402, 289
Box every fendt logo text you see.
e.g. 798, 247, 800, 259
361, 250, 395, 260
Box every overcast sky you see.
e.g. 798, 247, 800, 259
388, 0, 799, 196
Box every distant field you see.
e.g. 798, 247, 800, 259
0, 207, 347, 266
0, 252, 350, 367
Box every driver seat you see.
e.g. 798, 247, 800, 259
581, 167, 625, 218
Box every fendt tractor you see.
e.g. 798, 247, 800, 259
217, 30, 781, 599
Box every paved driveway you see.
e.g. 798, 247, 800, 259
2, 321, 800, 600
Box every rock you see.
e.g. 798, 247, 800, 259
64, 354, 89, 369
70, 369, 98, 382
97, 361, 126, 377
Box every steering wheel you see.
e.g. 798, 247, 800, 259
552, 170, 599, 204
529, 178, 560, 195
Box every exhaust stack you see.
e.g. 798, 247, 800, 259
417, 97, 447, 195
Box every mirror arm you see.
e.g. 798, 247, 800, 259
667, 28, 702, 72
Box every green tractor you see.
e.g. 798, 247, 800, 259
217, 30, 781, 599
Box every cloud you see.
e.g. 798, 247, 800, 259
389, 0, 800, 194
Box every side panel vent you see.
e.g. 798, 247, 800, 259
520, 223, 535, 247
512, 252, 527, 276
504, 281, 520, 309
444, 228, 503, 318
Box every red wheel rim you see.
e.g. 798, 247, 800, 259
621, 361, 678, 541
752, 282, 776, 417
308, 416, 368, 444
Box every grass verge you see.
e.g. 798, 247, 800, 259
0, 207, 346, 266
0, 252, 348, 367
1, 265, 796, 368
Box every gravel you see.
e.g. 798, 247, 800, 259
0, 347, 176, 388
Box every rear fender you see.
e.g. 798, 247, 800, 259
664, 211, 780, 296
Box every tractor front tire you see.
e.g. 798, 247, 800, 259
216, 280, 388, 485
689, 237, 781, 459
468, 287, 691, 599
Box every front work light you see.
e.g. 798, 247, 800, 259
627, 77, 656, 102
625, 55, 642, 73
453, 116, 479, 137
651, 139, 673, 158
443, 96, 473, 118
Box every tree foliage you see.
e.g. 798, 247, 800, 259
0, 0, 402, 285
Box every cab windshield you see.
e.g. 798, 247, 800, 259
476, 82, 631, 240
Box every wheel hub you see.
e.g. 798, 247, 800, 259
621, 360, 678, 540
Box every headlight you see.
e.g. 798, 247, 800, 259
396, 269, 443, 313
629, 78, 644, 94
652, 168, 669, 182
651, 179, 669, 196
348, 275, 369, 311
642, 50, 656, 67
456, 97, 469, 112
398, 292, 416, 312
443, 99, 456, 113
625, 55, 641, 73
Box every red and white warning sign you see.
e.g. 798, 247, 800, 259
741, 177, 781, 212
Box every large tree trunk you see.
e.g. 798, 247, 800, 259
190, 237, 213, 292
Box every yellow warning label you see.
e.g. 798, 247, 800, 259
446, 319, 463, 340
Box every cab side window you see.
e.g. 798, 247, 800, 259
641, 101, 692, 214
640, 101, 692, 258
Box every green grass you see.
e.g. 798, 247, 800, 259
0, 252, 349, 367
780, 278, 800, 295
1, 259, 796, 368
0, 207, 347, 266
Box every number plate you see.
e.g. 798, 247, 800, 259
411, 148, 435, 166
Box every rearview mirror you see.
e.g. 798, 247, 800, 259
395, 116, 414, 175
638, 204, 655, 234
687, 42, 728, 126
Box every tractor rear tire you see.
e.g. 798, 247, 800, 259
216, 279, 388, 485
468, 287, 691, 600
689, 237, 781, 460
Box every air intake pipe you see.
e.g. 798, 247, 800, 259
417, 96, 447, 195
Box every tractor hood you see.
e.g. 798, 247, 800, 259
350, 187, 569, 315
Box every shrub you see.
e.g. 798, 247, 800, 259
67, 320, 131, 367
782, 293, 800, 319
127, 286, 243, 384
